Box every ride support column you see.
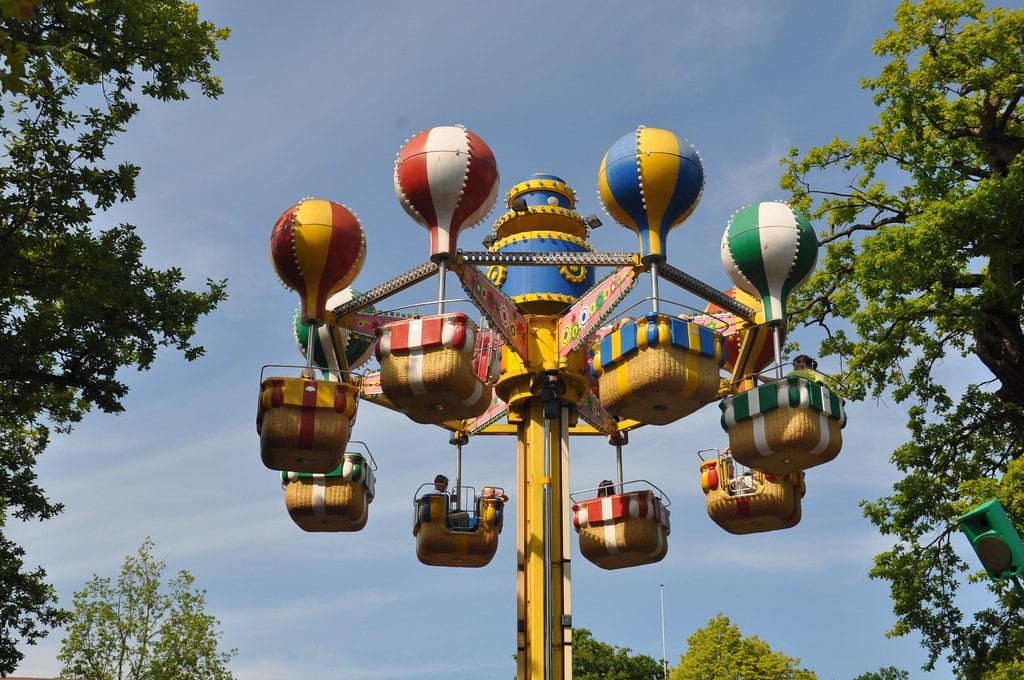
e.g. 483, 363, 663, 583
516, 382, 573, 680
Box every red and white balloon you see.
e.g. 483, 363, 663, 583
394, 125, 499, 261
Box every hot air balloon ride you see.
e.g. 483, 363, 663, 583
259, 199, 367, 473
252, 121, 858, 680
256, 372, 359, 473
715, 201, 847, 474
413, 481, 506, 567
374, 126, 499, 424
588, 128, 723, 425
598, 126, 704, 266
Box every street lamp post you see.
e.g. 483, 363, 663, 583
660, 584, 668, 679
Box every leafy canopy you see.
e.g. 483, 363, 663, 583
572, 627, 665, 680
0, 0, 228, 673
669, 614, 816, 680
781, 1, 1024, 677
58, 538, 236, 680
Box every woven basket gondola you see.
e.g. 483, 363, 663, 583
720, 376, 846, 474
377, 313, 492, 424
257, 377, 359, 473
413, 495, 503, 568
572, 490, 671, 570
700, 458, 805, 534
282, 452, 375, 532
592, 314, 723, 425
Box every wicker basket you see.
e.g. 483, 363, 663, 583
701, 458, 804, 534
258, 377, 358, 473
572, 491, 670, 570
720, 376, 846, 474
282, 453, 375, 532
593, 314, 723, 425
379, 347, 491, 423
413, 495, 503, 568
377, 314, 493, 424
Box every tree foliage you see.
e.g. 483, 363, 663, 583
669, 614, 816, 680
781, 1, 1024, 677
854, 667, 910, 680
58, 538, 235, 680
0, 1, 228, 673
572, 627, 664, 680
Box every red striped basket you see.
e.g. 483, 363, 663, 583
376, 313, 492, 424
700, 458, 805, 535
258, 376, 358, 473
572, 490, 670, 569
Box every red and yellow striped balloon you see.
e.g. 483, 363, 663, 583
270, 199, 366, 325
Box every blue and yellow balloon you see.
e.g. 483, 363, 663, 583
597, 126, 704, 263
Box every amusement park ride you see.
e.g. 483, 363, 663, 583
256, 124, 848, 679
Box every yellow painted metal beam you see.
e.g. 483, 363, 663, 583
516, 398, 571, 680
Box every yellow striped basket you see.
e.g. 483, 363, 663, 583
257, 376, 359, 473
572, 490, 670, 570
282, 452, 376, 532
699, 458, 805, 535
413, 495, 504, 568
376, 313, 492, 424
720, 376, 846, 474
591, 314, 724, 425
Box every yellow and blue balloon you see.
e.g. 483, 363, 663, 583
597, 126, 704, 263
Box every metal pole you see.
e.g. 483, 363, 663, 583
660, 584, 668, 679
543, 416, 553, 680
649, 260, 661, 314
452, 434, 464, 511
437, 259, 448, 315
772, 323, 784, 379
302, 321, 318, 379
615, 441, 624, 494
518, 388, 569, 680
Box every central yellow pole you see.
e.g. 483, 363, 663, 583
496, 314, 586, 680
517, 396, 572, 680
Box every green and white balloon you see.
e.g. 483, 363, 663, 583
721, 201, 818, 324
293, 287, 375, 378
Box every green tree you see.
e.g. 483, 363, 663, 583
854, 667, 910, 680
58, 538, 236, 680
0, 1, 228, 673
980, 659, 1024, 680
669, 614, 816, 680
780, 1, 1024, 677
572, 627, 665, 679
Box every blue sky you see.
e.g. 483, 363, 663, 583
10, 1, 989, 678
